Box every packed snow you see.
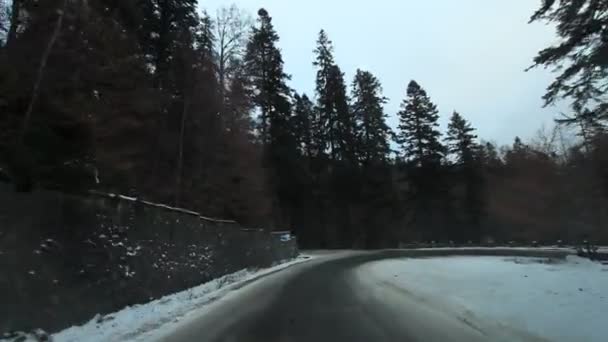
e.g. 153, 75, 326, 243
29, 256, 314, 342
362, 255, 608, 342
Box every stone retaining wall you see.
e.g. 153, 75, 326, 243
0, 184, 298, 334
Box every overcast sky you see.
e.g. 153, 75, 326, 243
199, 0, 565, 146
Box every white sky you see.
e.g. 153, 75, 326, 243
199, 0, 566, 146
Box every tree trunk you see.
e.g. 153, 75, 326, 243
175, 96, 190, 208
219, 44, 226, 103
19, 0, 68, 144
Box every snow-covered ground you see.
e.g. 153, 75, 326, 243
362, 256, 608, 342
4, 255, 314, 342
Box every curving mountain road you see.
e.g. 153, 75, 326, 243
157, 251, 549, 342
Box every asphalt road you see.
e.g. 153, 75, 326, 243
158, 252, 546, 342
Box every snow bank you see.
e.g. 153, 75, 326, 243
364, 256, 608, 342
47, 255, 313, 342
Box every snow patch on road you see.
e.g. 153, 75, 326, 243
364, 255, 608, 342
49, 255, 314, 342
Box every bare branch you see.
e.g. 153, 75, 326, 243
214, 4, 251, 90
20, 0, 68, 144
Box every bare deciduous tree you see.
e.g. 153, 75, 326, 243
530, 124, 580, 165
215, 5, 251, 95
530, 124, 559, 157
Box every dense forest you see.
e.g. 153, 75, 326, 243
0, 0, 606, 248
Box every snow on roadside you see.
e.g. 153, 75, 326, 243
365, 255, 608, 342
48, 255, 314, 342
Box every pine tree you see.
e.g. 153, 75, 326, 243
292, 92, 314, 158
529, 0, 608, 125
529, 1, 608, 229
244, 8, 295, 226
396, 80, 444, 167
195, 11, 215, 64
445, 112, 484, 242
445, 111, 478, 166
313, 30, 334, 158
0, 0, 164, 193
133, 0, 202, 202
505, 136, 532, 171
351, 69, 391, 164
479, 141, 502, 171
83, 2, 163, 195
244, 8, 292, 146
138, 0, 199, 91
349, 70, 396, 247
313, 30, 356, 163
329, 64, 357, 163
395, 81, 447, 240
